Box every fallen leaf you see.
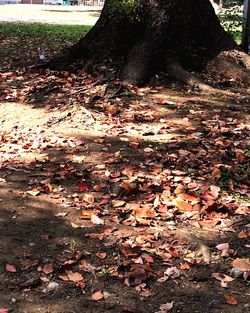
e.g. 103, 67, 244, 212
67, 271, 84, 282
27, 189, 40, 196
155, 301, 174, 313
140, 289, 152, 297
42, 263, 54, 274
91, 290, 103, 301
224, 294, 238, 305
180, 262, 190, 270
238, 230, 249, 238
96, 252, 107, 259
58, 274, 70, 281
76, 280, 86, 289
134, 206, 157, 218
6, 264, 17, 273
81, 210, 92, 219
216, 243, 230, 251
83, 194, 95, 204
20, 259, 38, 270
164, 267, 180, 279
212, 272, 234, 288
0, 308, 9, 313
177, 193, 199, 204
77, 181, 89, 191
112, 200, 126, 207
232, 258, 250, 271
173, 199, 193, 211
91, 213, 104, 225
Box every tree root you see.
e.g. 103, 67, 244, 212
175, 229, 211, 264
165, 57, 250, 96
165, 58, 215, 93
206, 50, 250, 85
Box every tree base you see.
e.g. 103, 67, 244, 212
47, 0, 250, 90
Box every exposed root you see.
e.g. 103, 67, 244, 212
207, 50, 250, 85
165, 58, 221, 94
175, 230, 211, 264
165, 57, 250, 96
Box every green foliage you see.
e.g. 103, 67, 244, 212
217, 6, 243, 43
108, 0, 140, 22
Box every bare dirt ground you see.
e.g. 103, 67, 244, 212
0, 4, 100, 25
0, 16, 250, 313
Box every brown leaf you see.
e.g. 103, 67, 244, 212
42, 263, 54, 274
238, 230, 249, 238
173, 199, 193, 211
96, 252, 107, 259
232, 258, 250, 271
177, 193, 199, 204
43, 183, 53, 193
224, 294, 238, 305
58, 274, 70, 281
180, 262, 190, 270
199, 219, 219, 227
134, 206, 157, 218
112, 200, 126, 207
91, 290, 104, 301
20, 259, 38, 270
67, 271, 84, 282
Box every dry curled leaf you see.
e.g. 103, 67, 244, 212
96, 252, 107, 259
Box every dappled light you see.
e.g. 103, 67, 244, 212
0, 2, 249, 312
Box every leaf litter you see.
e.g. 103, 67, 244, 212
0, 29, 249, 313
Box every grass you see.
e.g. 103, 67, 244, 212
0, 22, 92, 66
0, 23, 91, 46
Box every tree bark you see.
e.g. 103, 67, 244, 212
51, 0, 250, 87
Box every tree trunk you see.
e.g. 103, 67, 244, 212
52, 0, 250, 87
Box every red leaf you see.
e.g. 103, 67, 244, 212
76, 182, 89, 191
6, 264, 17, 273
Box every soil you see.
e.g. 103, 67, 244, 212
0, 23, 250, 313
0, 89, 250, 312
